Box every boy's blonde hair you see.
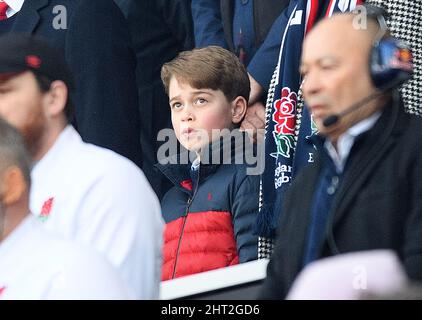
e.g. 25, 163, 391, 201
161, 46, 250, 102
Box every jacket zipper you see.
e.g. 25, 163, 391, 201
171, 198, 192, 279
171, 168, 200, 279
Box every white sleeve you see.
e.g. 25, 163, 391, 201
72, 160, 164, 299
43, 247, 132, 300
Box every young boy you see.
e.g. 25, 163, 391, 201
157, 46, 259, 280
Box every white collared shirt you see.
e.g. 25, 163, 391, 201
30, 125, 164, 299
191, 156, 201, 171
324, 111, 382, 173
2, 0, 24, 18
0, 215, 130, 300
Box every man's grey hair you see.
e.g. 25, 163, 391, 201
0, 117, 31, 187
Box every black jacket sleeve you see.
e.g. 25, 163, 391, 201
66, 0, 142, 167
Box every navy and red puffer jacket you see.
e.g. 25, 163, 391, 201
156, 147, 259, 281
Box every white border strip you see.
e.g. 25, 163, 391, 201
160, 259, 269, 300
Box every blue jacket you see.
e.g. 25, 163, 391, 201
156, 135, 259, 280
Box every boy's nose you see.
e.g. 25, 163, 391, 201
181, 107, 194, 121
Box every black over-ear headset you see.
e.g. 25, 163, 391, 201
367, 4, 413, 89
322, 4, 414, 128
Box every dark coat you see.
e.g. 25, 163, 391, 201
220, 0, 290, 53
10, 0, 142, 167
261, 96, 422, 299
114, 0, 195, 198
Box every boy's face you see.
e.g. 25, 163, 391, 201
169, 77, 240, 152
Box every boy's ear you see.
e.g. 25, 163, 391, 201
231, 96, 248, 124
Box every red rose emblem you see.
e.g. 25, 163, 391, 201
273, 87, 297, 135
40, 197, 54, 218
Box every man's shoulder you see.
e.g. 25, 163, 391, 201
406, 113, 422, 134
73, 140, 142, 176
394, 113, 422, 149
11, 220, 99, 264
42, 135, 147, 195
22, 226, 130, 298
65, 0, 126, 19
33, 0, 125, 29
36, 0, 118, 12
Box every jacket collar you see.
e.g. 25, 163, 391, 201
299, 93, 407, 259
155, 130, 252, 192
329, 92, 407, 229
11, 0, 48, 34
154, 152, 222, 196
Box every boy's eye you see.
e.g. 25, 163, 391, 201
195, 98, 207, 105
171, 102, 182, 109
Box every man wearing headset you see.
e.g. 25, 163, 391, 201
259, 8, 422, 299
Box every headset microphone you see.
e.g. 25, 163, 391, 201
322, 5, 413, 128
322, 90, 386, 127
321, 73, 408, 127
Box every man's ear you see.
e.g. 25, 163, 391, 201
43, 80, 68, 118
231, 96, 248, 124
1, 167, 27, 206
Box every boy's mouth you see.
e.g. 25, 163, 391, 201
182, 127, 195, 135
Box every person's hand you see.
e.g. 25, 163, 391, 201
240, 101, 266, 143
248, 73, 263, 105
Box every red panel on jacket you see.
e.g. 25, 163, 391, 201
162, 210, 239, 280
